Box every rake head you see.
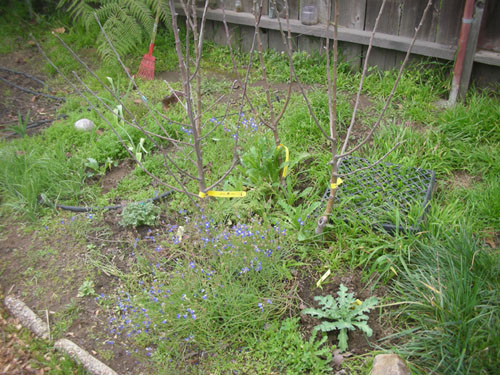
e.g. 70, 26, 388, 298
137, 53, 156, 80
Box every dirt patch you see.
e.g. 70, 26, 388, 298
349, 93, 373, 112
0, 224, 35, 296
298, 270, 392, 356
99, 159, 135, 194
452, 170, 482, 189
156, 70, 181, 83
0, 49, 62, 139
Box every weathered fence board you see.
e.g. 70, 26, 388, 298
183, 0, 500, 72
435, 0, 466, 46
364, 0, 403, 70
337, 0, 366, 69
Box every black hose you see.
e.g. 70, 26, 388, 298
1, 115, 68, 139
39, 190, 174, 213
0, 76, 65, 101
0, 66, 49, 89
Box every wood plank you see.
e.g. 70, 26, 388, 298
399, 0, 439, 41
297, 35, 323, 54
364, 0, 402, 70
285, 0, 299, 20
178, 7, 458, 60
436, 0, 465, 45
337, 0, 366, 69
316, 0, 329, 24
364, 0, 401, 34
474, 49, 500, 67
268, 29, 298, 52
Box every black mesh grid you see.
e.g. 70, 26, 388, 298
322, 156, 436, 234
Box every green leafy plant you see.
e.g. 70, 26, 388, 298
275, 186, 321, 241
7, 110, 30, 137
104, 156, 118, 171
77, 280, 96, 297
119, 201, 160, 227
84, 157, 100, 177
239, 137, 282, 190
252, 317, 333, 374
57, 0, 171, 61
302, 284, 378, 352
127, 136, 148, 162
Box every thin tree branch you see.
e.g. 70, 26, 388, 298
339, 0, 388, 159
276, 2, 335, 144
332, 141, 403, 177
336, 0, 433, 161
92, 13, 178, 150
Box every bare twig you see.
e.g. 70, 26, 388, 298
337, 0, 434, 161
332, 141, 403, 177
315, 0, 339, 234
93, 13, 178, 150
339, 0, 388, 160
276, 2, 335, 144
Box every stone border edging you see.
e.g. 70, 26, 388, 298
4, 295, 50, 340
4, 295, 119, 375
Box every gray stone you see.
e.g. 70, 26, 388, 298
371, 354, 410, 375
74, 118, 95, 131
55, 339, 118, 375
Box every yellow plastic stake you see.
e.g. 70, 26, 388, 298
316, 269, 331, 288
277, 144, 289, 178
330, 177, 343, 190
199, 191, 247, 198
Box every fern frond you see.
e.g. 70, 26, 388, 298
123, 0, 154, 34
60, 0, 171, 60
97, 11, 143, 62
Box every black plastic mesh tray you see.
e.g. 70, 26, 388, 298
322, 156, 436, 234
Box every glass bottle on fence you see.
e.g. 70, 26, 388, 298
301, 1, 319, 25
235, 0, 243, 12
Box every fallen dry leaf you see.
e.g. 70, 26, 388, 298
485, 237, 497, 249
52, 27, 65, 34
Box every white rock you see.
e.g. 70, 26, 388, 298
74, 118, 95, 131
371, 354, 410, 375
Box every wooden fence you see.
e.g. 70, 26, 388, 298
192, 0, 500, 76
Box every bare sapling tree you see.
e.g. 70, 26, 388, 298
276, 0, 434, 234
34, 0, 254, 208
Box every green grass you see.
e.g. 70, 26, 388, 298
391, 229, 500, 374
0, 136, 93, 219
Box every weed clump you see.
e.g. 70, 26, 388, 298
119, 201, 160, 228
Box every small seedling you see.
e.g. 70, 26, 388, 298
302, 284, 378, 352
120, 201, 160, 227
7, 110, 30, 137
77, 280, 96, 297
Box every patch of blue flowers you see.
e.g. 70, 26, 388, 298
101, 215, 289, 368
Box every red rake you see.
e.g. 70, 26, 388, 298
137, 6, 161, 80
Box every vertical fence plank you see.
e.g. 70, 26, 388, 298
436, 0, 465, 46
399, 0, 439, 41
363, 0, 403, 70
337, 0, 367, 69
268, 0, 299, 53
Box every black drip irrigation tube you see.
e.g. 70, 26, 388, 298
1, 114, 68, 139
39, 190, 174, 213
0, 66, 65, 101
